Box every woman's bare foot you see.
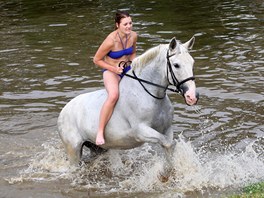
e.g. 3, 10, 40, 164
96, 133, 105, 145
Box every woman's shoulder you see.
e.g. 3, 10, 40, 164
106, 31, 117, 42
131, 30, 137, 36
101, 31, 116, 48
130, 31, 137, 40
131, 31, 138, 42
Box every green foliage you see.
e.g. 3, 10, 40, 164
243, 182, 264, 194
229, 182, 264, 198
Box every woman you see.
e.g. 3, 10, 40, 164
93, 11, 137, 145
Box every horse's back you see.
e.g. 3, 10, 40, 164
59, 89, 105, 119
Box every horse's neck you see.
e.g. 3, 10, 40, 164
134, 50, 168, 98
138, 61, 166, 83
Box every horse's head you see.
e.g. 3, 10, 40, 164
167, 37, 199, 106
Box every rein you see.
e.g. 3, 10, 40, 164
119, 61, 172, 100
125, 71, 170, 99
119, 51, 195, 99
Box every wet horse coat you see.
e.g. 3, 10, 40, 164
58, 37, 198, 177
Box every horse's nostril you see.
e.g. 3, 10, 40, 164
196, 92, 200, 100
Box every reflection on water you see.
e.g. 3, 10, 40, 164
0, 0, 263, 197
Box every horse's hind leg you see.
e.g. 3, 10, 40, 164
58, 112, 85, 164
59, 129, 83, 164
64, 141, 83, 164
83, 141, 107, 158
80, 141, 107, 163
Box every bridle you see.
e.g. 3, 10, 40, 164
166, 51, 195, 96
120, 50, 195, 99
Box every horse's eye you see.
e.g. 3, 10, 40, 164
174, 63, 180, 68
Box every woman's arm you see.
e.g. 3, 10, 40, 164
93, 36, 118, 73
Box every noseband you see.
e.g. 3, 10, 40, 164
122, 50, 195, 99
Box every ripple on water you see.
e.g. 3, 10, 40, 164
0, 0, 263, 196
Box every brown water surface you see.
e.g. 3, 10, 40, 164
0, 0, 263, 197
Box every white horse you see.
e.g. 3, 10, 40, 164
58, 37, 199, 180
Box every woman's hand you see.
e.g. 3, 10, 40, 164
115, 65, 124, 74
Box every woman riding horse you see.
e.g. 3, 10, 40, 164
93, 11, 137, 145
58, 35, 198, 181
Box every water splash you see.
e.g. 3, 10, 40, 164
6, 135, 264, 196
191, 105, 202, 115
170, 136, 264, 192
6, 140, 77, 184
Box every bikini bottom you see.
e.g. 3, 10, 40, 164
102, 65, 131, 79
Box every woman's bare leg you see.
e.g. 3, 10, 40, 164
96, 71, 120, 145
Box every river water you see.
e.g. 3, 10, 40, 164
0, 0, 263, 197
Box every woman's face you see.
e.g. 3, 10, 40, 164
117, 17, 132, 35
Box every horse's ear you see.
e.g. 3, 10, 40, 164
169, 37, 177, 51
183, 36, 195, 50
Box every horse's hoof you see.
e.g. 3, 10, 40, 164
158, 174, 169, 183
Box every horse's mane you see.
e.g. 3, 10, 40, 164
132, 44, 166, 72
131, 40, 188, 73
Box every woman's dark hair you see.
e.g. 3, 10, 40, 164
115, 10, 130, 29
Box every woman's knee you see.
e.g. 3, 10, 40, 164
108, 91, 119, 103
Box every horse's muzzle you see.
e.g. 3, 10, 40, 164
183, 90, 199, 106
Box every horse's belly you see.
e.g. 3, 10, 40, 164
104, 139, 143, 150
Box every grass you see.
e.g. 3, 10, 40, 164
229, 182, 264, 198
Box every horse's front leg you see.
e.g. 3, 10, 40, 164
132, 123, 173, 148
160, 139, 176, 182
132, 123, 175, 182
